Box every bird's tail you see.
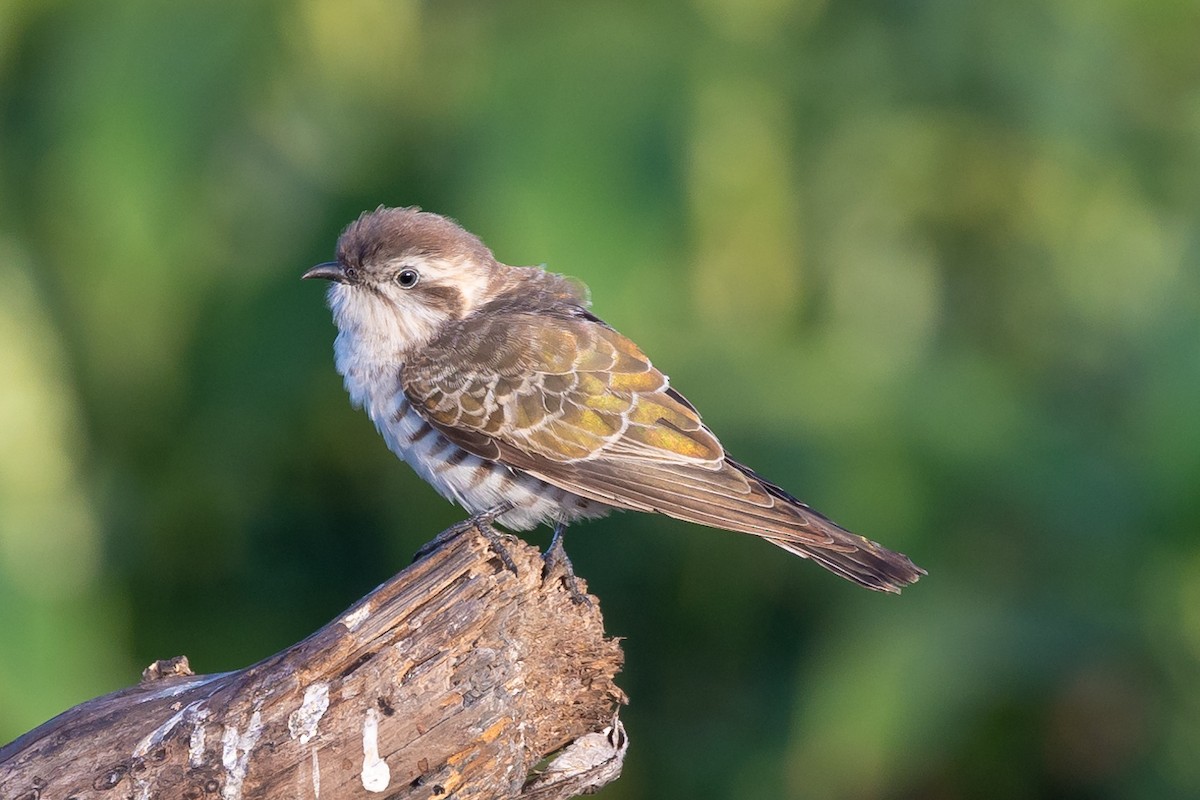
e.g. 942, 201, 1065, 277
516, 449, 925, 592
725, 460, 925, 593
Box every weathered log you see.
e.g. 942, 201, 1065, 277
0, 526, 627, 799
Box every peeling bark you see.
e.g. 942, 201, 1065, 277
0, 528, 627, 800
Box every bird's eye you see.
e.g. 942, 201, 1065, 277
396, 268, 420, 288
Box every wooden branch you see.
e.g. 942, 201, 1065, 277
0, 527, 627, 800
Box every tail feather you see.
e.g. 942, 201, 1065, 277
725, 459, 924, 592
524, 452, 926, 593
762, 534, 923, 593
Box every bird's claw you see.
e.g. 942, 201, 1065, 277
543, 523, 592, 606
413, 503, 518, 574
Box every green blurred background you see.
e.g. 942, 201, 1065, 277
2, 0, 1199, 796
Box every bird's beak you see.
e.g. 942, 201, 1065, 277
303, 261, 348, 283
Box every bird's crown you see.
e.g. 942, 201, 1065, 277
336, 206, 494, 275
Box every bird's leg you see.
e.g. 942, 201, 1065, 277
469, 504, 520, 574
543, 520, 592, 606
413, 502, 518, 573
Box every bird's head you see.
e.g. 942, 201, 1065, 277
304, 206, 499, 355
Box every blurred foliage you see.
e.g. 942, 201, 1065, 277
2, 0, 1199, 797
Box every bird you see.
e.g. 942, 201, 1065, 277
304, 206, 924, 593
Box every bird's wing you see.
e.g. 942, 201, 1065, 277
402, 311, 723, 468
402, 311, 923, 592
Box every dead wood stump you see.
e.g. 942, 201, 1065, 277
0, 527, 627, 800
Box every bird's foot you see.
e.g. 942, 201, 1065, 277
542, 522, 592, 606
413, 503, 519, 574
